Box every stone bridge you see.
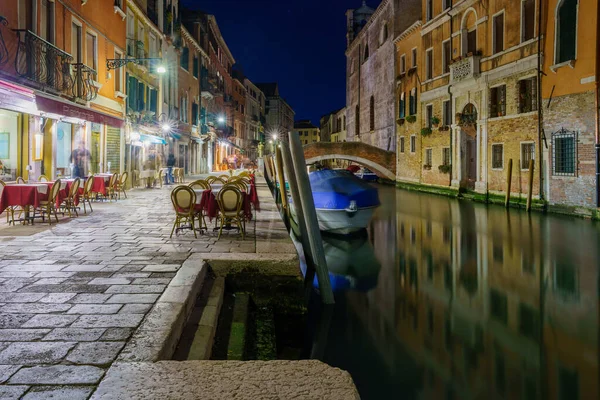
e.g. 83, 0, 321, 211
303, 142, 396, 180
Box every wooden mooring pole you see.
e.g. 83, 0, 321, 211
526, 159, 535, 212
287, 131, 334, 305
505, 159, 513, 208
275, 146, 288, 213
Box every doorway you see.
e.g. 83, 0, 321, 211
460, 103, 478, 190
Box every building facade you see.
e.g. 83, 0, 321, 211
294, 120, 320, 146
0, 0, 127, 183
244, 78, 266, 163
256, 82, 294, 145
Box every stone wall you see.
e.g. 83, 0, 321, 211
544, 90, 597, 208
421, 98, 452, 187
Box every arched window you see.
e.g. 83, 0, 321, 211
555, 0, 578, 63
409, 88, 417, 115
369, 96, 375, 131
364, 44, 369, 61
380, 23, 388, 45
399, 93, 406, 118
461, 10, 478, 56
355, 105, 360, 136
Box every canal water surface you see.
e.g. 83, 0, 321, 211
310, 184, 599, 400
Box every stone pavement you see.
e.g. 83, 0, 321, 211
0, 183, 255, 399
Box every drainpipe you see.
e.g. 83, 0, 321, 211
537, 0, 545, 201
596, 1, 600, 207
448, 85, 453, 186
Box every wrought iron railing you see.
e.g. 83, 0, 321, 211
14, 29, 73, 94
0, 16, 9, 67
71, 63, 98, 102
126, 38, 146, 64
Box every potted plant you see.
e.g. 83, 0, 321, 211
438, 164, 451, 174
431, 116, 440, 127
421, 127, 432, 136
396, 118, 405, 125
423, 164, 432, 170
406, 115, 416, 123
438, 125, 450, 132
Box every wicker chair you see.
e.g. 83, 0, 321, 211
158, 169, 164, 188
0, 180, 14, 224
38, 175, 49, 182
217, 174, 229, 181
215, 185, 245, 240
106, 173, 118, 200
188, 180, 211, 190
116, 172, 128, 199
16, 176, 25, 184
81, 176, 94, 214
36, 179, 62, 224
212, 177, 226, 185
170, 185, 198, 238
206, 176, 217, 184
62, 178, 81, 217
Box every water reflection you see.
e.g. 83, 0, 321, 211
316, 185, 599, 400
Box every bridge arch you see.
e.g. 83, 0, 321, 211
303, 142, 396, 180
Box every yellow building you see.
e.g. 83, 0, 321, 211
293, 120, 320, 145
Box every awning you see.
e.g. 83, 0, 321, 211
0, 79, 36, 114
36, 93, 124, 128
170, 132, 182, 140
140, 133, 167, 144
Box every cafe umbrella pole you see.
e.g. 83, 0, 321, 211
287, 131, 334, 305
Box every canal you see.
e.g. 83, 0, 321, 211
309, 184, 599, 400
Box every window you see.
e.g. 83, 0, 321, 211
399, 93, 406, 118
442, 40, 451, 74
425, 148, 432, 166
522, 0, 535, 42
555, 0, 578, 64
426, 48, 433, 80
193, 56, 199, 78
490, 85, 506, 117
192, 103, 199, 125
381, 23, 388, 44
425, 104, 433, 128
442, 100, 451, 126
552, 129, 576, 176
519, 77, 538, 113
410, 135, 416, 153
149, 33, 158, 58
521, 142, 535, 170
493, 12, 505, 54
85, 32, 97, 70
558, 366, 579, 400
355, 105, 360, 136
180, 94, 188, 123
400, 137, 405, 153
114, 51, 123, 92
409, 88, 417, 115
369, 96, 375, 131
426, 0, 433, 21
71, 22, 82, 63
519, 303, 539, 341
443, 0, 451, 11
40, 0, 55, 44
467, 29, 477, 55
180, 47, 189, 70
442, 147, 451, 166
364, 44, 369, 61
400, 54, 406, 73
490, 289, 508, 324
411, 48, 417, 67
492, 144, 503, 169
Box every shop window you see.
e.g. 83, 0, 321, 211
442, 40, 451, 74
519, 77, 538, 113
400, 137, 405, 153
426, 48, 433, 80
555, 0, 578, 64
492, 144, 503, 169
493, 12, 504, 54
490, 85, 506, 118
490, 289, 508, 324
552, 129, 576, 176
442, 147, 451, 166
180, 46, 189, 70
369, 96, 375, 131
522, 0, 535, 42
410, 135, 416, 153
521, 142, 535, 170
558, 366, 579, 400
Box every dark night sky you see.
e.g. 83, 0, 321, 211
180, 0, 381, 126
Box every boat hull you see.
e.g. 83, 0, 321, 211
314, 207, 377, 234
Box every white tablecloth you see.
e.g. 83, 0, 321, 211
139, 170, 156, 179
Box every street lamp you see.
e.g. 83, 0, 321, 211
161, 124, 171, 132
217, 116, 225, 124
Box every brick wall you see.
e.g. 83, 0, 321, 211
545, 90, 597, 208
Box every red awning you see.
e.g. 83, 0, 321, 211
36, 94, 124, 128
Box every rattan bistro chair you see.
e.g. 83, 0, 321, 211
38, 175, 49, 182
62, 177, 81, 217
116, 172, 128, 199
106, 173, 118, 201
81, 176, 94, 214
16, 176, 25, 184
0, 180, 15, 224
206, 176, 217, 184
216, 185, 245, 240
188, 180, 211, 191
36, 179, 62, 225
170, 185, 198, 238
212, 177, 226, 185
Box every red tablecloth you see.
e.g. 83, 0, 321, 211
198, 189, 252, 221
91, 176, 108, 196
0, 185, 48, 215
47, 181, 79, 208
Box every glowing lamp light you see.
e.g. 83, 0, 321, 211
269, 140, 273, 144
271, 133, 277, 141
217, 116, 225, 123
156, 65, 167, 74
161, 124, 171, 132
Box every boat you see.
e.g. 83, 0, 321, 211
354, 167, 379, 182
291, 169, 380, 234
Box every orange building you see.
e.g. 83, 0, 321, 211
0, 0, 126, 181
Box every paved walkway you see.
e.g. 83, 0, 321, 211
0, 183, 254, 399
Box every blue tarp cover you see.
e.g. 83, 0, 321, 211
309, 170, 380, 209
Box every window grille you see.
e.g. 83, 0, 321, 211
521, 143, 535, 170
552, 128, 577, 176
410, 135, 416, 153
490, 85, 506, 117
426, 105, 433, 128
492, 144, 503, 169
425, 149, 432, 166
442, 148, 451, 166
519, 77, 537, 113
400, 137, 405, 153
443, 100, 451, 126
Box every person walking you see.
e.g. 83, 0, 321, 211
70, 142, 91, 178
167, 153, 176, 184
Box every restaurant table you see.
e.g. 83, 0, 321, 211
139, 170, 157, 188
88, 175, 111, 196
193, 188, 252, 221
0, 184, 49, 224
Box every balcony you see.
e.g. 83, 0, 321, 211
126, 38, 147, 67
450, 54, 481, 84
71, 64, 99, 102
201, 77, 219, 99
14, 30, 73, 95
